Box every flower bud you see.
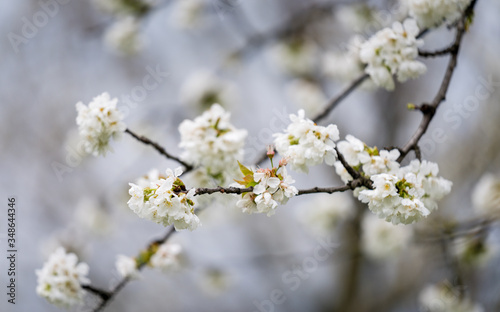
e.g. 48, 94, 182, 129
267, 145, 275, 159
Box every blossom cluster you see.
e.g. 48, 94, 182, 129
92, 0, 152, 54
334, 135, 452, 224
171, 0, 205, 29
115, 243, 182, 279
359, 18, 426, 90
334, 134, 400, 185
361, 212, 412, 259
406, 0, 472, 28
104, 16, 143, 55
127, 168, 201, 230
358, 160, 452, 224
274, 110, 339, 173
269, 38, 318, 76
286, 79, 327, 117
36, 248, 90, 308
116, 255, 141, 279
179, 104, 247, 178
235, 160, 298, 216
472, 173, 500, 216
180, 71, 237, 110
76, 92, 126, 156
419, 282, 484, 312
453, 234, 494, 267
149, 243, 183, 272
299, 193, 355, 236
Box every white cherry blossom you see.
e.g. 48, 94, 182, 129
36, 248, 90, 308
274, 110, 339, 173
76, 92, 126, 156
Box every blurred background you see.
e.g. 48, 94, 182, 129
1, 0, 500, 311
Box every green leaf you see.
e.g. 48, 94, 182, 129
238, 161, 253, 176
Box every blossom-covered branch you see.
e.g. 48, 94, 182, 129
41, 1, 483, 312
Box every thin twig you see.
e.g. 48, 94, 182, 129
193, 184, 352, 196
335, 147, 361, 180
297, 185, 351, 195
313, 73, 370, 124
125, 128, 193, 171
418, 45, 456, 57
397, 1, 475, 162
195, 186, 253, 195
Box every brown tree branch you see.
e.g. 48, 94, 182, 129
397, 1, 476, 162
125, 128, 193, 171
193, 184, 354, 196
313, 73, 370, 124
297, 185, 351, 195
418, 44, 456, 57
195, 186, 253, 195
82, 285, 111, 301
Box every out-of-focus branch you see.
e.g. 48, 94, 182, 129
439, 230, 466, 299
125, 128, 193, 171
226, 2, 336, 61
335, 202, 365, 311
91, 225, 176, 312
82, 285, 111, 301
414, 217, 493, 243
